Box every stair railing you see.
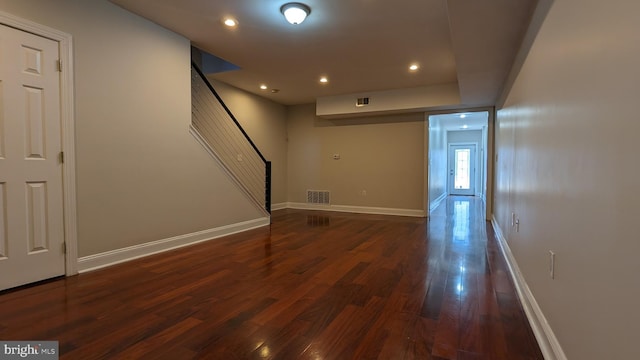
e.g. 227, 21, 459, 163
190, 62, 271, 214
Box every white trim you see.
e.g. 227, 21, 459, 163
189, 125, 270, 218
0, 11, 79, 276
429, 192, 447, 213
271, 202, 288, 211
491, 217, 567, 360
286, 202, 425, 217
78, 217, 270, 273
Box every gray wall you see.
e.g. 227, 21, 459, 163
495, 0, 640, 358
447, 129, 482, 143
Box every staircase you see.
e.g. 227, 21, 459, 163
190, 62, 271, 215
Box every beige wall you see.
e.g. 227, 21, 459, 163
495, 0, 640, 358
0, 0, 265, 256
209, 79, 288, 206
287, 104, 425, 212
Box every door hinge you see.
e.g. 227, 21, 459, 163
59, 151, 64, 164
62, 242, 67, 254
56, 59, 62, 72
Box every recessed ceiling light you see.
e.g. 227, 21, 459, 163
260, 84, 268, 90
319, 76, 328, 84
461, 125, 469, 129
460, 114, 467, 119
223, 18, 237, 27
409, 64, 419, 71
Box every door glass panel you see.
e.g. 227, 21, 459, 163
454, 149, 471, 190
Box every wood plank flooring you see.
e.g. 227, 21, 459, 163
0, 196, 543, 359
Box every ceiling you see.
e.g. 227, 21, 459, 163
110, 0, 537, 107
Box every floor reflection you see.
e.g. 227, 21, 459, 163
307, 215, 330, 227
428, 196, 487, 301
452, 199, 470, 242
263, 235, 273, 275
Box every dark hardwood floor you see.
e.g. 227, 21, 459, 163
0, 196, 542, 359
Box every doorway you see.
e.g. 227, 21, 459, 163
448, 144, 476, 196
426, 110, 492, 218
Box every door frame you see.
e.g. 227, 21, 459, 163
424, 107, 495, 220
448, 142, 478, 196
1, 11, 78, 276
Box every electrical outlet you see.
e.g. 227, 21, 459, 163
332, 154, 340, 160
237, 154, 243, 162
549, 251, 555, 279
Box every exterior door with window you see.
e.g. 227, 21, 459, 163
448, 144, 476, 196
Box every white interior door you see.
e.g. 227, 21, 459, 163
448, 144, 476, 196
0, 24, 65, 291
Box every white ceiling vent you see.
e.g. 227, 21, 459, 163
356, 97, 370, 107
307, 190, 330, 205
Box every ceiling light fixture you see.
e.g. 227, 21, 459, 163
319, 76, 328, 84
460, 114, 467, 119
260, 84, 268, 90
409, 64, 419, 71
223, 18, 237, 27
281, 3, 311, 25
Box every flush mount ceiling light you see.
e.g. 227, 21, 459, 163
460, 114, 467, 119
223, 18, 237, 27
409, 64, 419, 71
260, 84, 268, 90
319, 76, 328, 84
281, 3, 311, 25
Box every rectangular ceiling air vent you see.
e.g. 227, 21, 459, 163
356, 97, 370, 107
307, 190, 330, 205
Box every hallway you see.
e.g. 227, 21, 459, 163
0, 197, 542, 359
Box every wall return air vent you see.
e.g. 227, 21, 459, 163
307, 190, 330, 205
356, 97, 370, 107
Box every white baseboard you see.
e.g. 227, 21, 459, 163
78, 217, 270, 273
429, 192, 447, 213
271, 202, 287, 211
491, 218, 567, 360
285, 202, 425, 217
